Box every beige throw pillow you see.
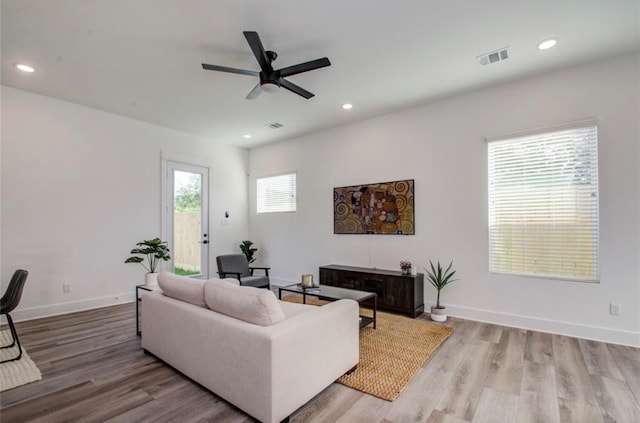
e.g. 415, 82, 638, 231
158, 272, 207, 308
204, 279, 285, 326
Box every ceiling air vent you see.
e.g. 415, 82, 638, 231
477, 47, 510, 66
266, 122, 284, 129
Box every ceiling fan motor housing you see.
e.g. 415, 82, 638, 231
260, 71, 281, 91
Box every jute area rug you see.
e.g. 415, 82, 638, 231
282, 296, 453, 401
0, 330, 42, 392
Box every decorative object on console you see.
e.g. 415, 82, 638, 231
334, 179, 415, 235
424, 260, 458, 322
124, 238, 171, 287
399, 260, 412, 275
239, 240, 257, 263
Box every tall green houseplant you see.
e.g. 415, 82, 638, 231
425, 260, 458, 322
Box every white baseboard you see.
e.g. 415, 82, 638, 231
427, 302, 640, 348
272, 278, 638, 347
9, 292, 136, 323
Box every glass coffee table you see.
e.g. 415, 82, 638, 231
278, 284, 377, 329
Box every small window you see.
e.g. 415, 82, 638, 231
488, 123, 599, 281
257, 173, 297, 214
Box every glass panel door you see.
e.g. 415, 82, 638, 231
167, 161, 209, 278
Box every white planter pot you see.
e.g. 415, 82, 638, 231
145, 272, 159, 287
430, 306, 448, 322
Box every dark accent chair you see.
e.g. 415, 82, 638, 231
216, 254, 270, 289
1, 269, 29, 363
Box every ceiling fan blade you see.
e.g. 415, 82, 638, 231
280, 78, 314, 99
279, 57, 331, 77
245, 83, 262, 100
243, 31, 273, 73
202, 63, 258, 76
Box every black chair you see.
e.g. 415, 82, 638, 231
216, 254, 271, 289
1, 269, 29, 363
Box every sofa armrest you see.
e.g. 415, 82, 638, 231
267, 299, 359, 422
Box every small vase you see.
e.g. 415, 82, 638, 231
145, 272, 159, 287
401, 269, 410, 275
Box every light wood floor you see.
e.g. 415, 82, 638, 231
1, 303, 638, 423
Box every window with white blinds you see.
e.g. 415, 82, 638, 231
487, 124, 599, 282
257, 173, 297, 214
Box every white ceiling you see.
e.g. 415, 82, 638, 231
2, 1, 638, 148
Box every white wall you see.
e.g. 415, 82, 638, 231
249, 53, 640, 346
1, 86, 250, 320
0, 85, 3, 281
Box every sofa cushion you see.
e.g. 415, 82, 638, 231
204, 279, 285, 326
158, 272, 206, 308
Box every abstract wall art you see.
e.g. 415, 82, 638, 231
333, 179, 415, 235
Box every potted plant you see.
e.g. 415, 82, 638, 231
399, 260, 412, 275
424, 260, 458, 322
125, 237, 171, 286
239, 240, 257, 263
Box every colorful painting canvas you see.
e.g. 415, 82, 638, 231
334, 179, 415, 235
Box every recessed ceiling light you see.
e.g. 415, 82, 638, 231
14, 63, 35, 73
342, 103, 353, 110
243, 134, 252, 139
537, 38, 557, 50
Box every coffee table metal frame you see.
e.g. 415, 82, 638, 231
278, 284, 377, 329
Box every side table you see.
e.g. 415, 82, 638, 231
136, 284, 159, 336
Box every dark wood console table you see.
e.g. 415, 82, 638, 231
319, 264, 424, 318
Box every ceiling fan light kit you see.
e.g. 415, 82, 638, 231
202, 31, 331, 100
260, 81, 280, 94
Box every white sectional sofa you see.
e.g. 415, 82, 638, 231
141, 272, 359, 423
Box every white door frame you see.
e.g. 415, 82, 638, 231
161, 157, 210, 279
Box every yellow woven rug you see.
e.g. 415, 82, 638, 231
282, 296, 453, 401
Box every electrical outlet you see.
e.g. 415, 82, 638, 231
609, 303, 621, 316
63, 284, 71, 293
